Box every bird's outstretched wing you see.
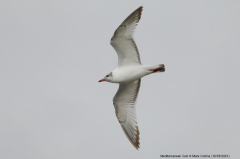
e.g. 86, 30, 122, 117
110, 6, 143, 67
113, 79, 141, 149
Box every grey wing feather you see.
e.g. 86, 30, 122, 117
113, 79, 141, 149
110, 6, 143, 67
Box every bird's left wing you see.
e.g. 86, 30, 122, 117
113, 79, 141, 149
110, 6, 143, 67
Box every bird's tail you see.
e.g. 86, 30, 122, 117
158, 64, 165, 72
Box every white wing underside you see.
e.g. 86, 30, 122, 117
113, 79, 141, 149
110, 6, 143, 67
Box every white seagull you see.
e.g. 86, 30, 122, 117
99, 6, 165, 150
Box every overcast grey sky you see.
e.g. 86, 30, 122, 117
0, 0, 240, 159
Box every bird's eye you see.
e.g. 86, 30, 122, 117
106, 75, 109, 77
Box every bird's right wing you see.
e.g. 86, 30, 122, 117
113, 79, 141, 149
110, 6, 143, 67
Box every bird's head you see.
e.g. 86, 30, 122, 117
99, 72, 113, 83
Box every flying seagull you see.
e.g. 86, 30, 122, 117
99, 6, 165, 150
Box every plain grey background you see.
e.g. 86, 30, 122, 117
0, 0, 239, 158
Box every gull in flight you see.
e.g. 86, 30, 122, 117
99, 6, 165, 150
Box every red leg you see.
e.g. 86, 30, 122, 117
149, 67, 163, 72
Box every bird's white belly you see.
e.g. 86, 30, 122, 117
112, 66, 147, 83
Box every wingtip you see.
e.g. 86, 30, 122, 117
120, 123, 140, 150
136, 6, 143, 23
121, 6, 144, 25
134, 126, 140, 150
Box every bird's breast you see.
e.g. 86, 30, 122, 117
112, 66, 146, 83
